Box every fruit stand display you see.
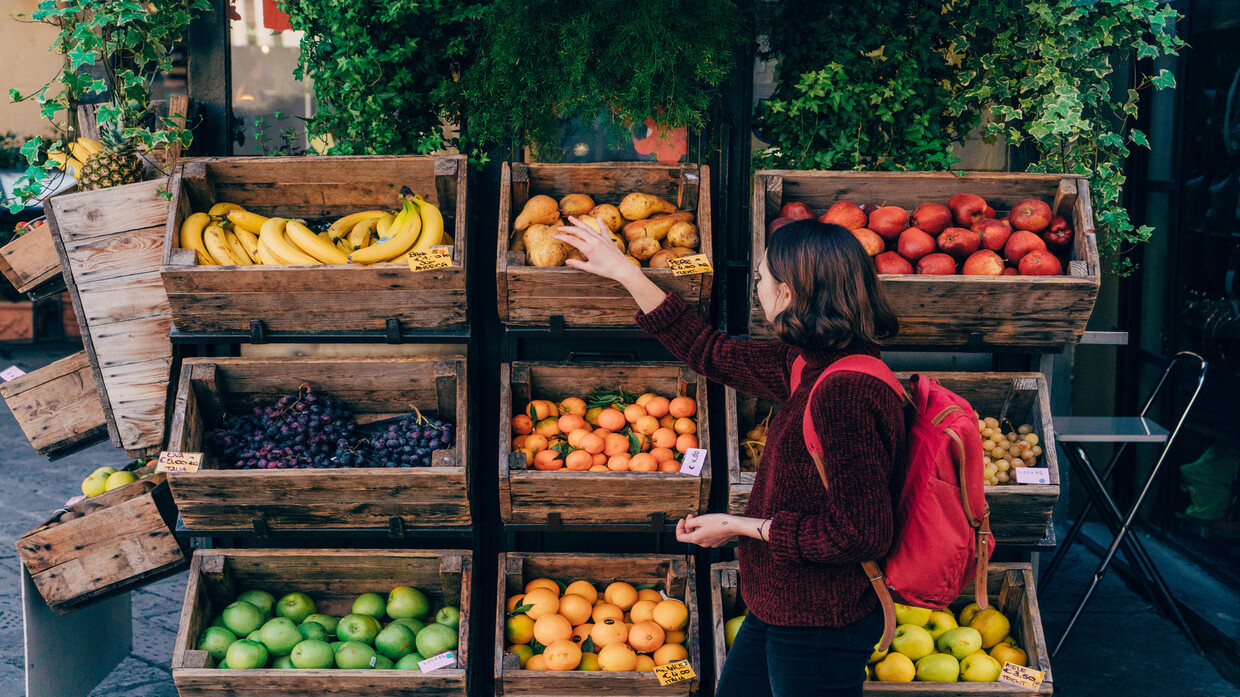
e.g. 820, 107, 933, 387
726, 372, 1057, 545
498, 362, 710, 526
161, 155, 468, 336
164, 355, 470, 533
495, 552, 700, 695
172, 548, 472, 696
0, 350, 109, 456
750, 171, 1100, 348
496, 162, 712, 328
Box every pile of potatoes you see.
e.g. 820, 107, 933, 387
511, 191, 701, 268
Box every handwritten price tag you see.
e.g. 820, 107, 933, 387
654, 660, 696, 686
1, 365, 27, 382
679, 447, 707, 477
407, 247, 452, 272
668, 254, 713, 276
418, 651, 456, 672
155, 451, 203, 473
998, 662, 1045, 690
1014, 467, 1051, 485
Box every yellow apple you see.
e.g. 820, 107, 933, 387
960, 652, 1003, 682
874, 652, 915, 682
890, 624, 934, 661
925, 610, 958, 640
894, 603, 933, 627
990, 643, 1027, 667
957, 602, 981, 627
916, 653, 960, 682
969, 608, 1011, 648
936, 627, 983, 660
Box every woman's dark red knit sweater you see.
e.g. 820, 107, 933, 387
637, 293, 906, 627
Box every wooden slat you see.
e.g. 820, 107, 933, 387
0, 350, 108, 455
0, 224, 61, 293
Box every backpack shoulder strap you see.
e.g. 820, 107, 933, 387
790, 355, 807, 393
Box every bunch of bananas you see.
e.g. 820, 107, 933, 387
46, 137, 104, 175
180, 186, 449, 265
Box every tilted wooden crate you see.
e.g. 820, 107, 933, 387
172, 548, 471, 697
166, 355, 470, 533
497, 161, 712, 328
749, 171, 1100, 349
498, 362, 710, 526
0, 350, 109, 456
0, 223, 61, 294
161, 155, 468, 335
496, 552, 701, 696
726, 372, 1057, 545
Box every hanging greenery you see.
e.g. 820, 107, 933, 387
457, 0, 743, 160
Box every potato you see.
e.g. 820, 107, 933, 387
628, 236, 661, 261
667, 222, 699, 249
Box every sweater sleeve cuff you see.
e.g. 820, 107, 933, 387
766, 511, 805, 564
635, 292, 690, 334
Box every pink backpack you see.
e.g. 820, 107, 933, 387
791, 354, 992, 650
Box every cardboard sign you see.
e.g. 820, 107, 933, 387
654, 660, 696, 685
155, 451, 203, 473
419, 651, 456, 672
407, 247, 452, 271
1014, 467, 1051, 485
668, 254, 713, 276
998, 662, 1045, 690
1, 366, 27, 382
679, 448, 708, 477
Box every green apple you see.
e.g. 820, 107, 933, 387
387, 586, 430, 620
873, 652, 915, 682
352, 592, 386, 620
968, 608, 1011, 648
925, 610, 958, 640
415, 623, 458, 657
960, 652, 1003, 682
374, 623, 417, 661
889, 624, 934, 661
275, 592, 316, 624
222, 601, 265, 638
389, 618, 426, 635
257, 617, 303, 656
337, 613, 380, 645
394, 653, 426, 669
246, 630, 262, 642
298, 622, 327, 642
225, 639, 268, 670
303, 614, 339, 636
335, 641, 377, 669
434, 606, 461, 629
373, 655, 394, 670
957, 602, 981, 628
893, 603, 933, 627
236, 590, 275, 619
936, 627, 983, 660
916, 653, 960, 682
330, 641, 346, 654
217, 659, 227, 669
198, 626, 237, 662
290, 639, 335, 669
271, 654, 294, 669
724, 615, 745, 650
210, 614, 228, 629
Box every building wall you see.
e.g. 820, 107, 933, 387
0, 1, 64, 138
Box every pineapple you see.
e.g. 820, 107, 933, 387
76, 122, 146, 190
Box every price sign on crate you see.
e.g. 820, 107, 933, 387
998, 663, 1044, 690
1, 366, 27, 382
407, 247, 452, 272
418, 651, 456, 672
668, 254, 713, 276
155, 451, 203, 473
1014, 467, 1051, 485
679, 448, 707, 476
654, 659, 696, 685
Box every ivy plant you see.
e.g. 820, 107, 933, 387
6, 0, 206, 211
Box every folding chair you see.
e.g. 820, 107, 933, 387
1043, 351, 1208, 657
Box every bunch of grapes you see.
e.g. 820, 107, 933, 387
976, 415, 1042, 486
211, 388, 360, 470
365, 407, 454, 468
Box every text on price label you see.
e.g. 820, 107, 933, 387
1014, 467, 1051, 485
418, 651, 456, 672
679, 447, 707, 476
1, 366, 27, 382
668, 254, 712, 276
155, 451, 203, 473
998, 663, 1044, 690
654, 660, 697, 685
407, 247, 452, 272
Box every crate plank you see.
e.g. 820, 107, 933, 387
0, 350, 108, 455
0, 223, 61, 294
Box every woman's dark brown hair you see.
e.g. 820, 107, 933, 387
765, 219, 899, 349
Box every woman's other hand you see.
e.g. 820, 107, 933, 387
676, 513, 740, 548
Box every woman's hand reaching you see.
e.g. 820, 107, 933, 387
555, 216, 668, 313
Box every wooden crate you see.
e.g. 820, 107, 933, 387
16, 472, 188, 613
725, 372, 1057, 545
498, 362, 710, 526
496, 552, 701, 696
497, 162, 712, 328
0, 223, 61, 294
0, 350, 109, 456
166, 355, 470, 532
710, 561, 1052, 694
46, 178, 176, 456
749, 171, 1101, 348
172, 548, 472, 697
161, 155, 468, 335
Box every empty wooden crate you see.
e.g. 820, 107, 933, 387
0, 350, 108, 456
0, 222, 61, 294
172, 548, 472, 696
166, 356, 470, 533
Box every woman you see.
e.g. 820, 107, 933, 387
555, 217, 905, 696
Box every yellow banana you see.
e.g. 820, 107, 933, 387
209, 202, 246, 217
348, 217, 379, 250
256, 234, 280, 265
204, 226, 245, 265
348, 198, 420, 264
226, 210, 270, 235
375, 213, 395, 238
259, 217, 321, 265
179, 212, 215, 265
224, 229, 254, 265
69, 141, 94, 165
326, 210, 387, 242
336, 239, 352, 255
234, 229, 261, 263
286, 219, 348, 263
75, 137, 103, 155
409, 194, 445, 253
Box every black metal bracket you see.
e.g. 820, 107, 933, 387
549, 315, 566, 335
385, 318, 402, 344
249, 320, 266, 344
251, 515, 269, 538
389, 516, 406, 538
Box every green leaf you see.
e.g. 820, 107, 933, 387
1129, 128, 1150, 149
509, 603, 535, 615
628, 431, 641, 455
635, 583, 657, 590
1151, 69, 1175, 90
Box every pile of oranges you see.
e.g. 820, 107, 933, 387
504, 577, 691, 671
512, 388, 700, 473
